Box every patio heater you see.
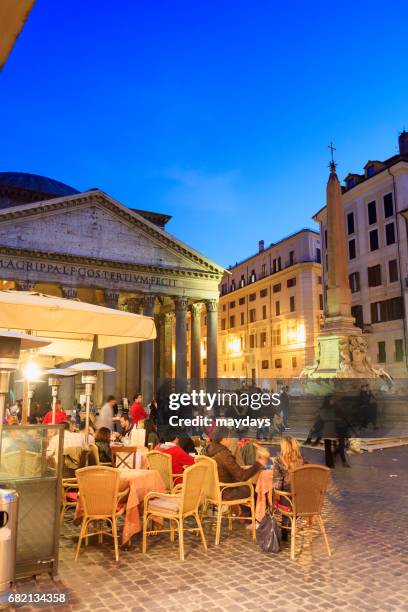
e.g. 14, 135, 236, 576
0, 332, 50, 448
67, 362, 115, 434
21, 360, 45, 421
45, 368, 77, 424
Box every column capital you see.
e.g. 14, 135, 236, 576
104, 290, 120, 309
165, 311, 175, 323
61, 286, 78, 300
15, 280, 35, 291
174, 296, 188, 311
206, 299, 218, 313
190, 302, 203, 317
125, 297, 143, 314
159, 311, 175, 325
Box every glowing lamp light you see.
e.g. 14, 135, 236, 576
296, 323, 306, 344
228, 338, 242, 355
23, 360, 42, 382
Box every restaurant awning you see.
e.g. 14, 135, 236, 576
0, 291, 156, 362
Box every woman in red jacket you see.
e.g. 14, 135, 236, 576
157, 428, 195, 483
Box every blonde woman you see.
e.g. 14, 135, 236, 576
272, 436, 304, 492
272, 436, 305, 540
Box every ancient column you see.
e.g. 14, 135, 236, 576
125, 298, 142, 402
163, 312, 174, 380
190, 303, 202, 381
206, 299, 218, 380
174, 296, 188, 388
158, 313, 166, 382
103, 290, 119, 399
141, 294, 156, 403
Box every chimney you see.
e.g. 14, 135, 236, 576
258, 239, 264, 253
399, 130, 408, 155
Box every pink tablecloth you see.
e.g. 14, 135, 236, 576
75, 468, 165, 544
120, 468, 165, 543
254, 470, 273, 523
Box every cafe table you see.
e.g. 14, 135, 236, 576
75, 468, 165, 544
120, 468, 165, 543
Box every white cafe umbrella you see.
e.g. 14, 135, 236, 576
0, 291, 156, 362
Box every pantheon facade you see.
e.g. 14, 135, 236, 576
0, 172, 224, 407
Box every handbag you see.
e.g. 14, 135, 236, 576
256, 507, 281, 554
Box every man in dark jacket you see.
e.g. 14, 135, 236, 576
204, 426, 265, 500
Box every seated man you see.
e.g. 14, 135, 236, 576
205, 426, 265, 501
157, 428, 195, 482
117, 414, 134, 440
47, 421, 87, 461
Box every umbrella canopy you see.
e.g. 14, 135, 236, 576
0, 290, 156, 361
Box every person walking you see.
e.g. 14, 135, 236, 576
96, 395, 116, 431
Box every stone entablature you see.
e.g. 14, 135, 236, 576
0, 247, 220, 298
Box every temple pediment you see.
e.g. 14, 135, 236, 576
0, 190, 223, 276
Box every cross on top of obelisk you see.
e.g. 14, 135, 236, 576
328, 141, 337, 172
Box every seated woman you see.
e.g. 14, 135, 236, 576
272, 436, 305, 539
205, 427, 266, 503
144, 418, 160, 448
95, 427, 112, 465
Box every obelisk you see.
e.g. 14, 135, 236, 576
303, 152, 387, 378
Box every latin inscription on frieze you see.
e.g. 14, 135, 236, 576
0, 257, 177, 288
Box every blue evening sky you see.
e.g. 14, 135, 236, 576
1, 0, 407, 268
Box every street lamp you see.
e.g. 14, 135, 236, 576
45, 368, 77, 425
67, 362, 115, 434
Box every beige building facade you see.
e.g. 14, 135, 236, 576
314, 132, 408, 378
200, 230, 323, 382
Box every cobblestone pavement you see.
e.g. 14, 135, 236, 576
14, 446, 408, 612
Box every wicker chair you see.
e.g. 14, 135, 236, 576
142, 462, 208, 561
61, 478, 79, 523
196, 455, 256, 545
146, 450, 176, 491
75, 466, 129, 561
273, 464, 332, 560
